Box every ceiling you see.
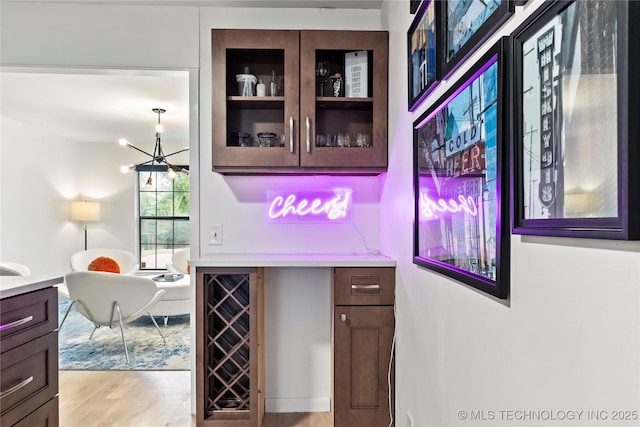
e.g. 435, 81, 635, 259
1, 0, 383, 150
1, 70, 191, 148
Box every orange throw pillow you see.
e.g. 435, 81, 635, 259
88, 257, 120, 274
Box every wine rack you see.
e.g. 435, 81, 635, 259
197, 267, 264, 427
206, 273, 251, 413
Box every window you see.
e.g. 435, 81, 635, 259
138, 168, 189, 270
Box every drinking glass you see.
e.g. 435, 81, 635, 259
343, 134, 352, 148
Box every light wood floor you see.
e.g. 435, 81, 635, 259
59, 370, 332, 427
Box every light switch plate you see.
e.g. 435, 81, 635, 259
210, 224, 223, 245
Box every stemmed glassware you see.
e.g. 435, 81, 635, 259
316, 61, 329, 97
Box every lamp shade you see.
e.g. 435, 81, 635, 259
70, 201, 101, 222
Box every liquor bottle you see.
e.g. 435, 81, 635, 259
269, 70, 278, 96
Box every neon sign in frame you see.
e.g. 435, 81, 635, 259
267, 189, 352, 223
413, 38, 510, 299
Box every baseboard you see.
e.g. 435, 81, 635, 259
264, 397, 331, 413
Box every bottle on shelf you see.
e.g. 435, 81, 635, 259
269, 70, 278, 96
256, 79, 266, 97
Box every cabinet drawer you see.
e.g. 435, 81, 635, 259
0, 332, 58, 425
333, 267, 394, 306
10, 396, 58, 427
0, 287, 57, 353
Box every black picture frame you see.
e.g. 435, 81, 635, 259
410, 0, 421, 14
407, 0, 439, 111
512, 0, 640, 240
439, 0, 515, 80
413, 38, 510, 299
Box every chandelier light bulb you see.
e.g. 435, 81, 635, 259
119, 108, 188, 178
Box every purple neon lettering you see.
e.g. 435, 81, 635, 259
420, 192, 478, 219
268, 192, 350, 220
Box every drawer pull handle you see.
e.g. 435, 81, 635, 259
0, 315, 34, 332
351, 284, 380, 295
0, 376, 33, 399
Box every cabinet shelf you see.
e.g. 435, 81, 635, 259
227, 96, 286, 110
316, 97, 373, 110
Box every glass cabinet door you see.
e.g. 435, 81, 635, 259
212, 30, 300, 171
299, 31, 388, 171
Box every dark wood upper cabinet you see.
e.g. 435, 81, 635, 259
211, 29, 388, 175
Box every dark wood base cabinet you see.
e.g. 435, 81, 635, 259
195, 266, 394, 427
0, 286, 59, 427
333, 268, 395, 427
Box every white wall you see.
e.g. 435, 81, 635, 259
0, 3, 199, 69
380, 1, 640, 426
197, 7, 383, 257
0, 117, 79, 276
0, 115, 189, 271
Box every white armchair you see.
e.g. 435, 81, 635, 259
70, 249, 139, 275
166, 248, 189, 275
0, 262, 31, 276
60, 271, 166, 363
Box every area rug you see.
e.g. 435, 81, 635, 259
58, 299, 191, 370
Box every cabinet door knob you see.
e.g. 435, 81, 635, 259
289, 116, 295, 153
340, 313, 347, 322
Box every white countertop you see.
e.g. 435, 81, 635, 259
189, 252, 396, 268
0, 275, 64, 299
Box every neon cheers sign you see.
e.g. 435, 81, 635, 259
267, 189, 352, 223
419, 191, 478, 220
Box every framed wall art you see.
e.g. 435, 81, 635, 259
410, 0, 421, 14
440, 0, 515, 79
512, 0, 640, 239
413, 38, 510, 299
408, 0, 439, 111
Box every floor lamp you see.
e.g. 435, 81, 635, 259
71, 201, 101, 250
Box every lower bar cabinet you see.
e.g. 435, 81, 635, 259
195, 265, 394, 427
333, 267, 395, 427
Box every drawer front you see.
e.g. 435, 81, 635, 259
0, 287, 57, 353
333, 267, 395, 306
0, 332, 58, 425
11, 396, 58, 427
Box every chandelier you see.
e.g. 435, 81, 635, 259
119, 108, 189, 187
